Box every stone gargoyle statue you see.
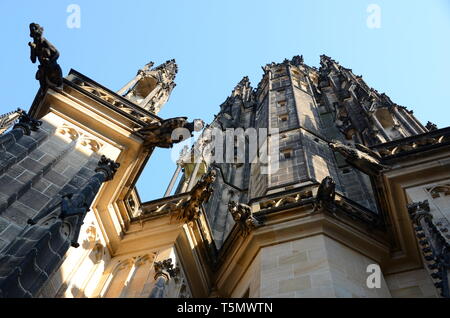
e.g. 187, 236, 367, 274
313, 176, 336, 212
328, 141, 388, 176
228, 200, 261, 237
179, 169, 216, 222
137, 117, 204, 148
28, 23, 63, 89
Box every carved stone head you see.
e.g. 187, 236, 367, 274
228, 201, 240, 221
29, 23, 43, 41
322, 176, 336, 192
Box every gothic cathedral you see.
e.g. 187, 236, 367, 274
0, 24, 449, 298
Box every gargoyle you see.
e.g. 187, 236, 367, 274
228, 201, 261, 237
329, 141, 388, 176
28, 23, 63, 89
137, 117, 204, 148
12, 112, 42, 135
179, 169, 216, 222
313, 176, 336, 212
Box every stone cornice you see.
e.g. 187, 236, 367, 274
213, 203, 391, 297
371, 127, 450, 160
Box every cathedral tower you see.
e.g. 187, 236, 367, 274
159, 55, 449, 298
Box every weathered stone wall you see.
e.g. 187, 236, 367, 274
0, 114, 103, 253
237, 235, 391, 298
385, 269, 437, 298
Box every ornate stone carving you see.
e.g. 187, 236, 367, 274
154, 258, 179, 280
313, 176, 336, 212
137, 117, 204, 148
407, 200, 432, 225
373, 130, 449, 158
291, 55, 304, 66
149, 257, 180, 298
228, 201, 261, 237
56, 124, 105, 153
85, 225, 97, 244
57, 125, 80, 141
94, 155, 121, 181
28, 23, 63, 90
179, 170, 216, 222
12, 112, 42, 136
329, 141, 388, 176
427, 184, 450, 199
258, 190, 313, 210
407, 200, 450, 298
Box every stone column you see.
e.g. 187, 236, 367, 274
140, 83, 162, 110
399, 107, 427, 134
370, 113, 390, 142
149, 258, 179, 298
187, 162, 201, 192
164, 164, 182, 197
392, 107, 417, 136
117, 73, 143, 96
407, 201, 450, 298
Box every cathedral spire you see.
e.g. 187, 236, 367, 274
231, 76, 253, 102
117, 59, 178, 115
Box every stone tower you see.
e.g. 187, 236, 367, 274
159, 55, 450, 298
117, 60, 178, 114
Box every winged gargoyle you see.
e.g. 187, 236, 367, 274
179, 169, 216, 222
137, 117, 204, 148
328, 141, 388, 176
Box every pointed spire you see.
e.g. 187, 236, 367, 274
231, 76, 253, 101
120, 59, 178, 114
291, 55, 304, 66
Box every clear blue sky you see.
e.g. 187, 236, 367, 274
1, 0, 450, 202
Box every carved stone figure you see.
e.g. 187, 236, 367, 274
407, 200, 432, 225
179, 170, 216, 222
291, 55, 304, 66
329, 141, 387, 176
137, 117, 204, 148
228, 201, 260, 237
12, 112, 42, 135
28, 23, 63, 89
313, 176, 336, 212
426, 121, 438, 131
